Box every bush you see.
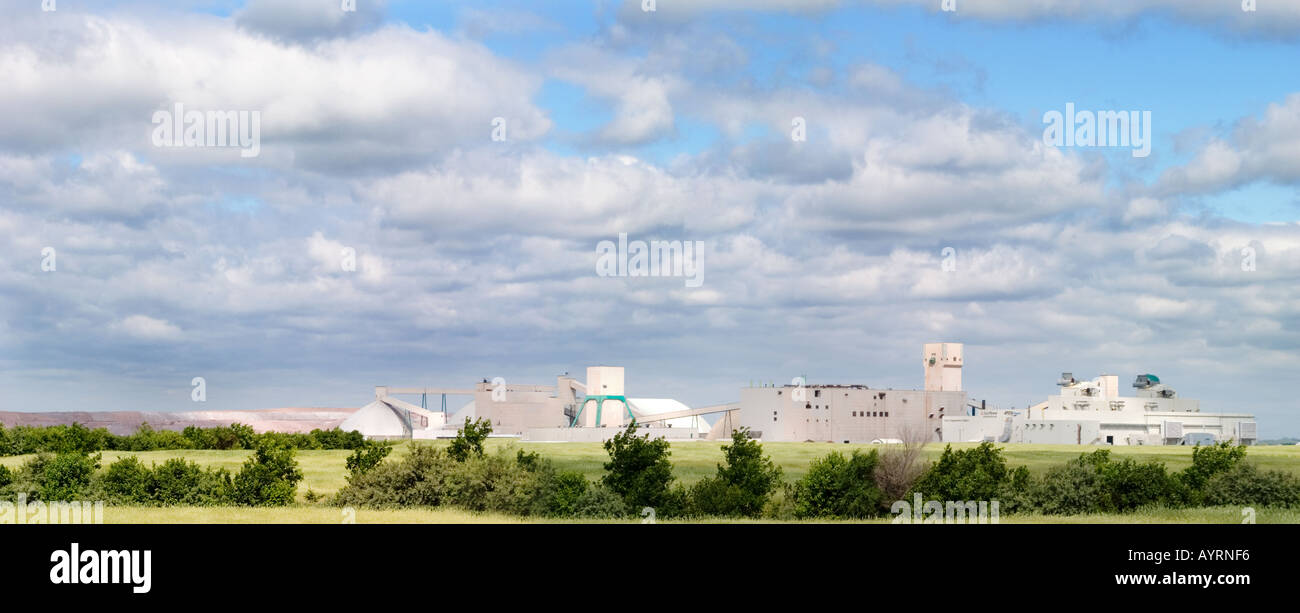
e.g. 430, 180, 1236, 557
1181, 442, 1248, 502
1027, 450, 1182, 514
152, 458, 220, 505
995, 465, 1035, 514
1031, 461, 1102, 515
38, 451, 101, 501
116, 423, 187, 451
691, 427, 782, 518
761, 485, 797, 520
0, 422, 364, 456
312, 428, 365, 450
687, 477, 736, 517
346, 442, 392, 476
448, 418, 493, 462
792, 450, 884, 519
442, 449, 543, 514
335, 444, 551, 516
334, 444, 449, 507
601, 422, 679, 516
1204, 463, 1300, 508
233, 442, 303, 506
535, 470, 590, 517
571, 484, 627, 519
1093, 454, 1182, 512
101, 456, 152, 502
911, 443, 1010, 503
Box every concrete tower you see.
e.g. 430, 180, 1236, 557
579, 366, 631, 427
923, 342, 963, 392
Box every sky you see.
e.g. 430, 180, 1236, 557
0, 0, 1298, 436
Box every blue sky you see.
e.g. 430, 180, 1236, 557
1, 0, 1298, 437
376, 0, 1300, 222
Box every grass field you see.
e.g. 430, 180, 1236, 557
86, 505, 1300, 524
3, 440, 1298, 523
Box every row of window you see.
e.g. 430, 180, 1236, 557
776, 411, 891, 421
778, 410, 892, 418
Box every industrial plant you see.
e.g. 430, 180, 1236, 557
342, 343, 1258, 447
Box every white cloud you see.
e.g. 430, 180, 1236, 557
236, 0, 388, 42
113, 315, 183, 341
0, 13, 551, 170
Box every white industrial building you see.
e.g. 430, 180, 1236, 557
342, 367, 724, 442
941, 373, 1257, 446
342, 342, 1258, 446
735, 343, 966, 443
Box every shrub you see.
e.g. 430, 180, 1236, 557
995, 465, 1035, 514
686, 476, 736, 517
911, 443, 1010, 503
1031, 461, 1102, 515
1181, 442, 1248, 502
38, 451, 101, 501
1093, 454, 1182, 512
101, 456, 152, 502
0, 422, 365, 456
334, 444, 451, 508
1027, 450, 1181, 514
116, 423, 187, 451
761, 485, 797, 521
515, 449, 543, 471
872, 434, 929, 504
601, 422, 679, 516
442, 449, 543, 514
535, 470, 590, 517
448, 418, 493, 462
792, 449, 884, 519
700, 427, 782, 517
311, 428, 365, 450
233, 442, 303, 506
346, 442, 392, 476
151, 458, 210, 505
0, 464, 12, 488
334, 444, 549, 516
231, 423, 258, 449
1204, 463, 1300, 508
572, 484, 627, 519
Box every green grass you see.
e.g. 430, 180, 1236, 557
82, 505, 1300, 524
3, 441, 1298, 523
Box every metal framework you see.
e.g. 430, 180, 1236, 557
568, 395, 636, 427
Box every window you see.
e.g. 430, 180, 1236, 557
852, 411, 857, 417
814, 390, 821, 397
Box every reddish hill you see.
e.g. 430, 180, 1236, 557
0, 407, 358, 435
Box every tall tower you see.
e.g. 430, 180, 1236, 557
923, 343, 963, 391
575, 366, 632, 427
